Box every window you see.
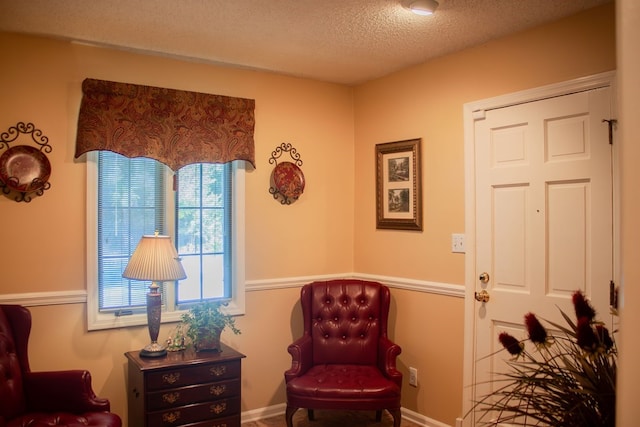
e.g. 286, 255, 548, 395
87, 152, 245, 331
175, 163, 232, 303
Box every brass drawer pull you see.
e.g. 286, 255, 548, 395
162, 372, 181, 385
210, 384, 226, 396
210, 402, 227, 414
162, 411, 181, 423
210, 365, 227, 376
162, 392, 180, 404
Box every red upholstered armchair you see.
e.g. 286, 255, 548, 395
284, 280, 402, 427
0, 304, 122, 427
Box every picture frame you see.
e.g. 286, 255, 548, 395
375, 138, 422, 231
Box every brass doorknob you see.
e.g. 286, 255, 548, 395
479, 272, 490, 283
474, 289, 490, 303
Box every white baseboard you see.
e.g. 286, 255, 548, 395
401, 407, 452, 427
240, 405, 453, 427
241, 403, 287, 423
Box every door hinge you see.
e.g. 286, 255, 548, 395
602, 119, 617, 145
609, 280, 619, 310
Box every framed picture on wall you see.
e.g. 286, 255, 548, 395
375, 138, 422, 231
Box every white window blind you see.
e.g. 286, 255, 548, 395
98, 151, 165, 312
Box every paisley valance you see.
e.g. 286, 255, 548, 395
74, 78, 255, 170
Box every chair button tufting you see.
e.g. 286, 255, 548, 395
285, 282, 403, 427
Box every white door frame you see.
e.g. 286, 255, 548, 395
459, 70, 618, 426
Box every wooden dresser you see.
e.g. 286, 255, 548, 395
125, 344, 245, 427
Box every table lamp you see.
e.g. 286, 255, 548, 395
123, 232, 186, 358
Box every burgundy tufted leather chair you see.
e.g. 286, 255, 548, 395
284, 280, 402, 427
0, 304, 122, 427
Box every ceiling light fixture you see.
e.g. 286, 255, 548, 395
404, 0, 440, 16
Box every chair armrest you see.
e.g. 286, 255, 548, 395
284, 335, 313, 382
23, 370, 111, 413
378, 337, 403, 387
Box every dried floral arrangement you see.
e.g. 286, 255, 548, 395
470, 290, 617, 426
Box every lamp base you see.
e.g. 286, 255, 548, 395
140, 342, 167, 358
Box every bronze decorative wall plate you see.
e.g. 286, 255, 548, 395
272, 161, 305, 202
0, 122, 53, 202
269, 142, 305, 205
0, 145, 51, 193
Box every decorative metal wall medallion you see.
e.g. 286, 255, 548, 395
0, 122, 53, 202
269, 142, 305, 204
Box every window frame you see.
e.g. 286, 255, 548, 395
86, 152, 245, 331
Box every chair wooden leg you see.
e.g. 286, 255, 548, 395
307, 409, 315, 420
375, 410, 382, 421
389, 408, 401, 427
285, 405, 298, 427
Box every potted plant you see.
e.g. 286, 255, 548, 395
180, 300, 241, 352
468, 290, 617, 426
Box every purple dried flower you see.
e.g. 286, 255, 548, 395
524, 313, 548, 345
572, 291, 596, 322
499, 332, 524, 356
576, 316, 598, 352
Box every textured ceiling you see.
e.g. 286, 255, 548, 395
0, 0, 612, 85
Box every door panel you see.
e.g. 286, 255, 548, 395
548, 181, 588, 293
471, 86, 613, 423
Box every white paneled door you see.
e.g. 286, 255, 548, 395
468, 83, 614, 424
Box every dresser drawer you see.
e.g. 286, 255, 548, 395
125, 346, 245, 427
147, 397, 240, 426
146, 360, 241, 390
147, 379, 240, 410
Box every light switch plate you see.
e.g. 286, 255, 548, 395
409, 367, 418, 387
452, 233, 465, 253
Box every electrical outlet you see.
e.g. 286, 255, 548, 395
409, 367, 418, 387
451, 233, 465, 253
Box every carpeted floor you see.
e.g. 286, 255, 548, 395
242, 410, 420, 427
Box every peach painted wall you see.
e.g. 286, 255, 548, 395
0, 33, 355, 291
0, 32, 355, 424
0, 3, 621, 427
353, 3, 615, 424
616, 0, 640, 424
